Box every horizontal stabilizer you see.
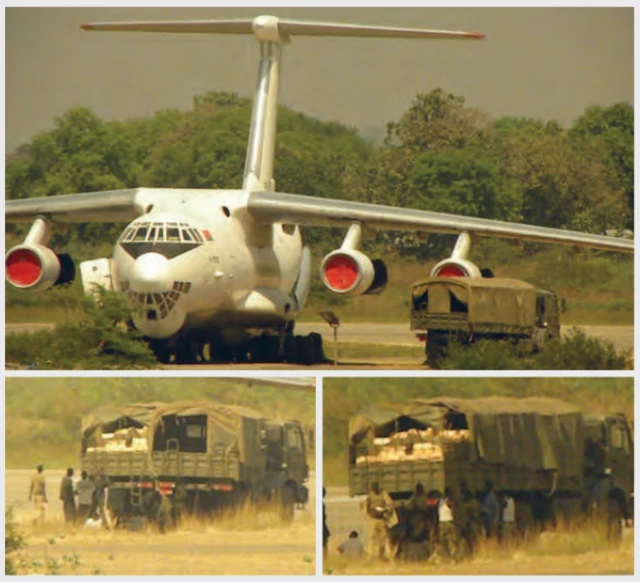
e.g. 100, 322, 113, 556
81, 16, 484, 42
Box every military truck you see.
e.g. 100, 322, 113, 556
349, 396, 633, 533
410, 277, 562, 365
81, 401, 309, 523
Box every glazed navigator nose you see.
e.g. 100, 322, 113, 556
129, 253, 171, 292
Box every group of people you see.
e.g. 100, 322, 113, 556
29, 464, 109, 529
28, 465, 187, 533
323, 480, 519, 564
29, 464, 110, 528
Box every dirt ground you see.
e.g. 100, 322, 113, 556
6, 469, 316, 575
324, 486, 634, 576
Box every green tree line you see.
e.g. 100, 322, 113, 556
5, 378, 315, 468
5, 89, 633, 312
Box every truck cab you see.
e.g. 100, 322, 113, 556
534, 290, 561, 340
265, 420, 309, 506
583, 413, 634, 520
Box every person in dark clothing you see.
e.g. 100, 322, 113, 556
92, 468, 110, 530
323, 487, 331, 559
75, 471, 95, 525
59, 468, 76, 524
458, 481, 482, 558
482, 480, 501, 538
172, 481, 187, 528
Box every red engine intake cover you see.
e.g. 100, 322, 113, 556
323, 253, 359, 292
6, 248, 43, 287
434, 264, 467, 278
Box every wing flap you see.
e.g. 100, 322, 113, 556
247, 191, 634, 254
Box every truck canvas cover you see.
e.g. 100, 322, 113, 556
82, 401, 265, 463
411, 277, 537, 327
350, 396, 584, 480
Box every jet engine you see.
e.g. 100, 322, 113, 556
320, 249, 387, 296
5, 244, 75, 292
429, 257, 482, 278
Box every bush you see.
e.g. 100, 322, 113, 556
533, 329, 630, 370
439, 340, 527, 370
5, 508, 25, 575
438, 331, 630, 370
5, 289, 157, 370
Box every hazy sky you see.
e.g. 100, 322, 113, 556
6, 7, 634, 152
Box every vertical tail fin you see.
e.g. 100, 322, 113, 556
82, 15, 485, 192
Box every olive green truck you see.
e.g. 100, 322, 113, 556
81, 401, 309, 521
349, 396, 633, 530
410, 277, 562, 365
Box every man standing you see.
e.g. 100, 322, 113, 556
172, 480, 187, 529
458, 481, 482, 558
75, 471, 95, 525
323, 487, 330, 560
437, 487, 458, 562
92, 468, 110, 530
364, 481, 393, 560
406, 482, 431, 540
156, 491, 174, 534
59, 468, 76, 524
28, 464, 47, 526
501, 492, 517, 543
482, 480, 501, 538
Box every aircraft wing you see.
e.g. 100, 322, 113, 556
5, 189, 145, 223
3, 188, 197, 224
247, 191, 634, 253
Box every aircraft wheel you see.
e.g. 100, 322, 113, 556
175, 336, 200, 365
209, 342, 233, 363
151, 341, 172, 364
309, 332, 325, 364
283, 334, 298, 363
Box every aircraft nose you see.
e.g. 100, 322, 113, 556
129, 252, 171, 292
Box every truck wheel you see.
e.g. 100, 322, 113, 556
425, 334, 447, 367
280, 484, 296, 523
607, 498, 623, 545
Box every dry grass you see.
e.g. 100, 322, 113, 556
324, 524, 634, 576
11, 513, 315, 576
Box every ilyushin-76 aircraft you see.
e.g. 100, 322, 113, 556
5, 16, 634, 365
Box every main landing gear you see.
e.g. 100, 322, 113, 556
150, 330, 326, 366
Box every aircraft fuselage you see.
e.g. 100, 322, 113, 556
106, 189, 304, 344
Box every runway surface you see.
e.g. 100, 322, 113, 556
6, 321, 633, 370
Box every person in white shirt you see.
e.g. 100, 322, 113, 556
501, 492, 517, 543
337, 531, 364, 558
437, 488, 458, 561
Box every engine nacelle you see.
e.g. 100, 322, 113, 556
5, 244, 75, 292
320, 249, 388, 296
430, 258, 482, 278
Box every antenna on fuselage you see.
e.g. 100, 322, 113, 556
82, 16, 484, 192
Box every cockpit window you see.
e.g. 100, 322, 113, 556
120, 221, 205, 244
132, 227, 147, 242
167, 227, 181, 242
